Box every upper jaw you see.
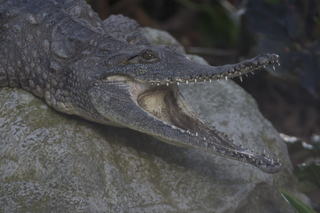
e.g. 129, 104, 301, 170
141, 53, 280, 86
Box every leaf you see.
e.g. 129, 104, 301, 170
281, 134, 320, 189
280, 190, 317, 213
295, 162, 320, 189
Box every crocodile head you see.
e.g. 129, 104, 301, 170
86, 44, 282, 173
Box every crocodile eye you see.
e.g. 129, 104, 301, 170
125, 50, 158, 64
141, 50, 157, 61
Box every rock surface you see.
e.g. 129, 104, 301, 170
0, 28, 308, 212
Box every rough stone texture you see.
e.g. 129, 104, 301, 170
0, 28, 308, 212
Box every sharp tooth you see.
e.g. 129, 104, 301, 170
177, 82, 180, 86
157, 82, 160, 86
204, 79, 206, 82
195, 79, 197, 82
203, 137, 206, 141
225, 76, 228, 81
239, 75, 243, 82
273, 65, 275, 70
186, 80, 189, 84
271, 159, 274, 165
263, 65, 266, 68
209, 79, 212, 83
278, 62, 281, 66
195, 132, 198, 137
166, 82, 169, 86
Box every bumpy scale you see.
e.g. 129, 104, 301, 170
0, 0, 282, 173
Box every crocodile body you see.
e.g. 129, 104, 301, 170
0, 0, 281, 173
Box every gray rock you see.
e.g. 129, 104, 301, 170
0, 28, 308, 212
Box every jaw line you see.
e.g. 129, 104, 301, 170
102, 75, 282, 173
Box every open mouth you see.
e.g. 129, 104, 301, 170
99, 53, 282, 173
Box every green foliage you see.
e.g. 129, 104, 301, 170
280, 190, 317, 213
295, 162, 320, 190
283, 133, 320, 190
175, 0, 240, 47
282, 134, 320, 212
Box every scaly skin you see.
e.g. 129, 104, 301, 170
0, 0, 281, 173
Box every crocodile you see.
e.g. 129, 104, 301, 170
0, 0, 281, 173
